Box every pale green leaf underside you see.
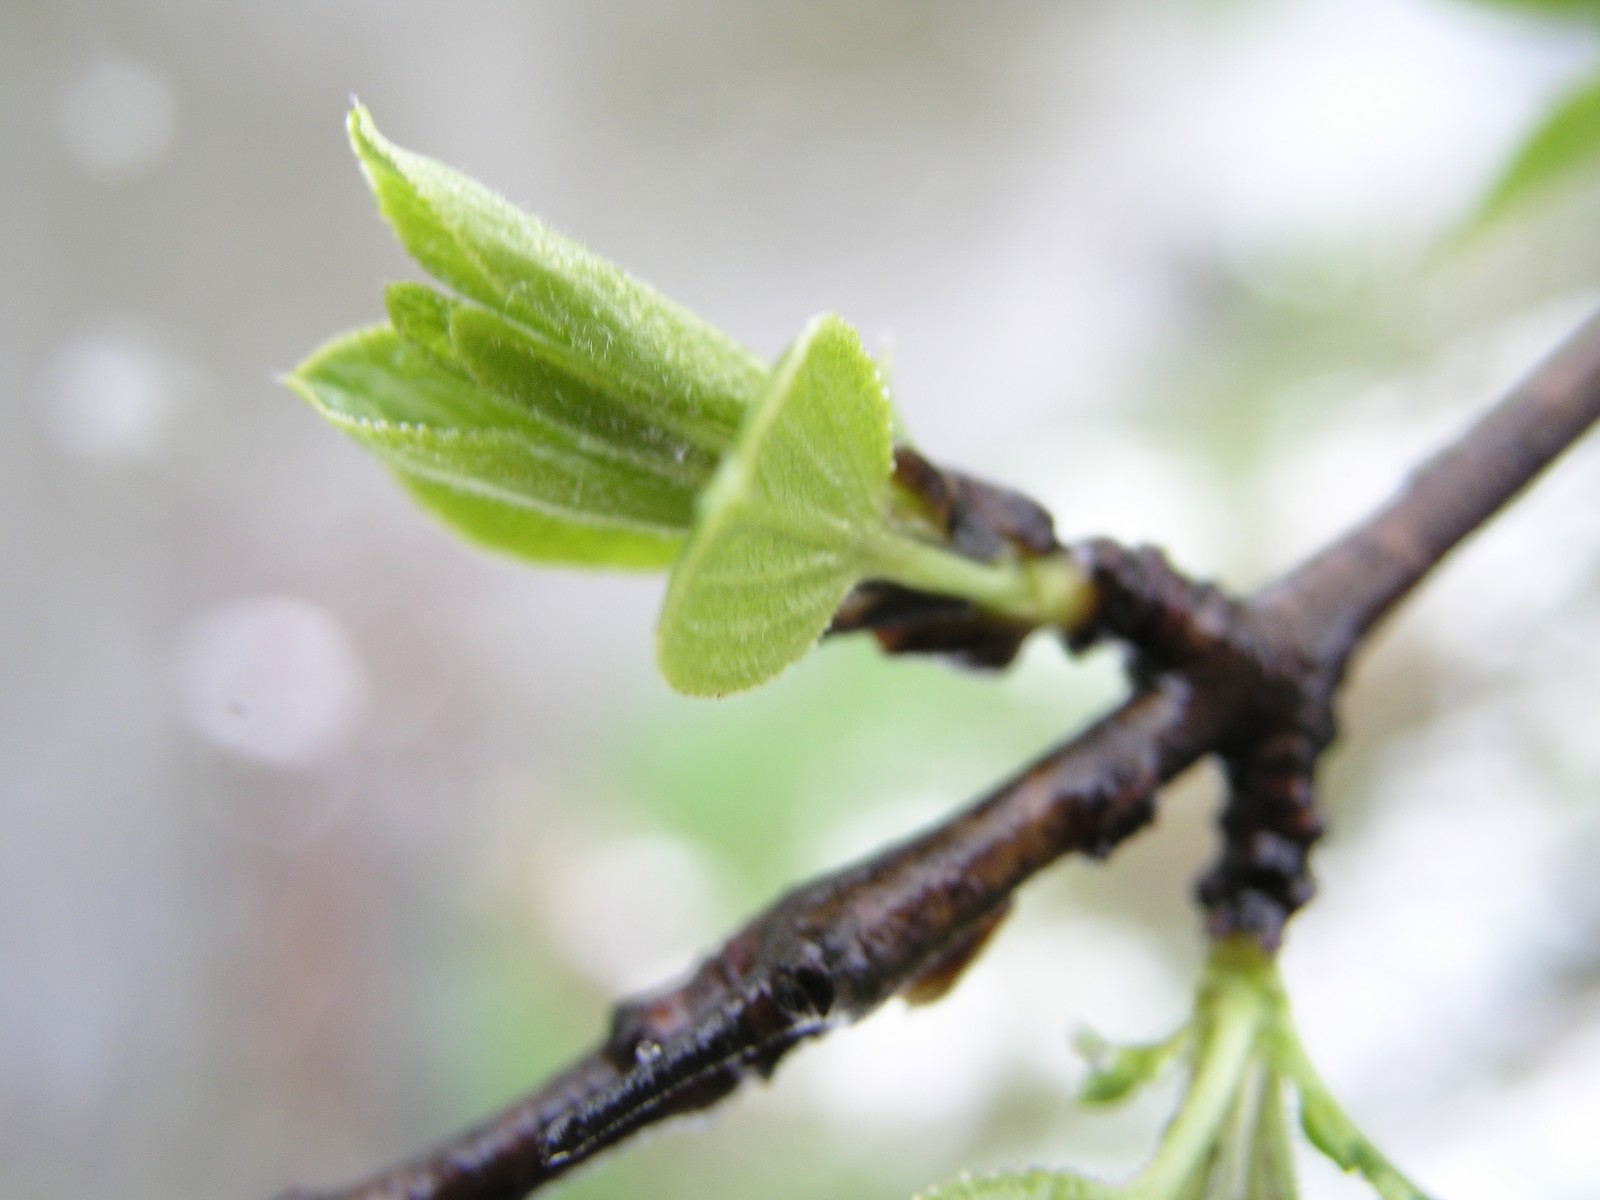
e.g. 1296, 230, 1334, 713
289, 326, 686, 568
656, 314, 893, 696
915, 1170, 1114, 1200
348, 102, 765, 453
1077, 1029, 1187, 1106
1472, 72, 1600, 231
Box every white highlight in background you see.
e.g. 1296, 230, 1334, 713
176, 596, 367, 767
34, 323, 196, 460
540, 833, 720, 994
58, 53, 176, 181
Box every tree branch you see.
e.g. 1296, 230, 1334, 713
283, 309, 1600, 1200
1261, 309, 1600, 664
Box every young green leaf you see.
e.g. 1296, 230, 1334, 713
1075, 1027, 1188, 1106
384, 280, 465, 373
656, 314, 894, 696
1295, 1086, 1433, 1200
914, 1170, 1115, 1200
288, 326, 689, 568
1469, 72, 1600, 232
447, 302, 717, 485
347, 102, 766, 453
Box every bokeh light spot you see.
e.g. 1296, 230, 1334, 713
176, 596, 367, 767
58, 53, 176, 181
33, 323, 194, 460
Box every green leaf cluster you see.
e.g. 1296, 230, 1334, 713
917, 940, 1435, 1200
289, 104, 764, 570
289, 106, 1093, 696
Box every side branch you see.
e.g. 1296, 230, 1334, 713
1262, 309, 1600, 663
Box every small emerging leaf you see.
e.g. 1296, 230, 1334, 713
288, 326, 687, 568
384, 280, 463, 372
1470, 72, 1600, 232
914, 1170, 1115, 1200
347, 102, 766, 453
656, 314, 894, 696
1075, 1027, 1187, 1106
1297, 1085, 1433, 1200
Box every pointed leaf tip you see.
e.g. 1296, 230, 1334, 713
342, 105, 766, 452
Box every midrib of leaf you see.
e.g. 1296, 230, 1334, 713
449, 229, 744, 456
330, 416, 693, 492
302, 323, 704, 504
449, 291, 741, 460
446, 306, 716, 488
382, 283, 715, 491
315, 374, 704, 507
335, 420, 697, 533
292, 327, 700, 538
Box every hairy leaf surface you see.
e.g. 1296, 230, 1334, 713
448, 303, 716, 484
657, 314, 894, 696
289, 326, 687, 567
348, 103, 766, 452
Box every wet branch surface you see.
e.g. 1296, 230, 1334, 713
283, 310, 1600, 1200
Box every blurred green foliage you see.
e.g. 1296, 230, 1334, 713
1471, 73, 1600, 231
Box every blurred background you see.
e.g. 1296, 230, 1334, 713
4, 2, 1600, 1198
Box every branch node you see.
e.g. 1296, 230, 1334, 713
1066, 540, 1249, 677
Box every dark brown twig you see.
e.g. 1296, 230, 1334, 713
284, 311, 1600, 1200
1261, 309, 1600, 660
